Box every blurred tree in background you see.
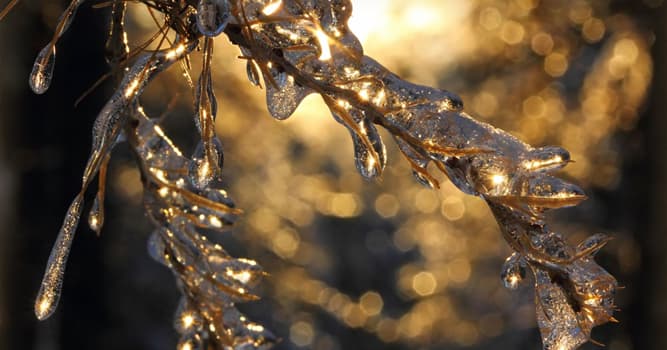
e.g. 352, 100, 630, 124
0, 0, 663, 349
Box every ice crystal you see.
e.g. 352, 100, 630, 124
2, 0, 620, 349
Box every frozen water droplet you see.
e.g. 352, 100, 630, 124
29, 0, 87, 94
188, 139, 224, 189
265, 71, 311, 120
87, 195, 103, 234
35, 194, 83, 320
331, 108, 386, 179
196, 0, 231, 37
351, 121, 386, 180
500, 253, 526, 290
29, 45, 56, 94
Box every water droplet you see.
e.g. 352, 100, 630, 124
196, 0, 231, 37
29, 45, 56, 94
35, 194, 83, 320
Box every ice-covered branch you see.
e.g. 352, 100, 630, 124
17, 0, 619, 349
221, 1, 618, 348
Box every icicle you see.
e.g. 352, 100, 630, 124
29, 0, 86, 94
350, 120, 386, 180
265, 71, 312, 120
88, 154, 109, 235
87, 196, 102, 233
188, 139, 224, 190
35, 194, 83, 321
196, 0, 231, 37
29, 45, 56, 94
329, 103, 385, 179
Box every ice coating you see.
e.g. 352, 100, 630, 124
130, 109, 270, 348
25, 0, 620, 349
227, 1, 619, 348
34, 40, 197, 322
193, 38, 224, 185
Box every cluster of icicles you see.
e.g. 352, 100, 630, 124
14, 0, 618, 349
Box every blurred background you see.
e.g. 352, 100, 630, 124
0, 0, 663, 349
